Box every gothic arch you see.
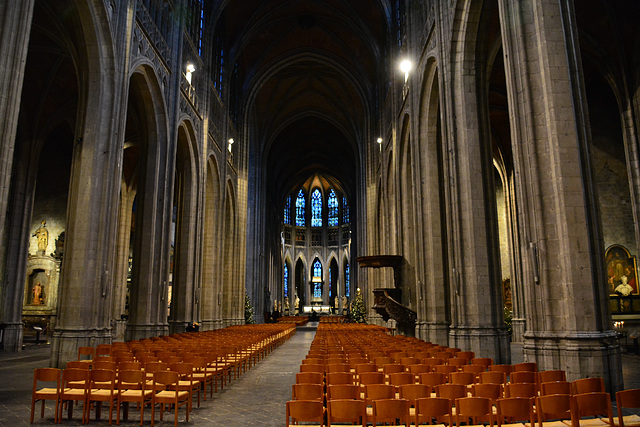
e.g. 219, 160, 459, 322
202, 154, 222, 329
222, 180, 238, 325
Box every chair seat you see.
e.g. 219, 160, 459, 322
498, 423, 527, 427
89, 389, 115, 397
565, 419, 609, 427
541, 421, 570, 427
120, 389, 153, 398
62, 388, 86, 398
417, 424, 447, 427
34, 387, 59, 397
610, 415, 640, 427
155, 390, 190, 401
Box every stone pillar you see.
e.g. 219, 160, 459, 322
498, 0, 621, 390
0, 0, 35, 351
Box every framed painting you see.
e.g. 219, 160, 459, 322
605, 245, 638, 296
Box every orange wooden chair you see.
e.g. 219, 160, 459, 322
436, 383, 468, 400
116, 369, 152, 426
365, 384, 397, 407
292, 383, 325, 401
301, 363, 325, 374
169, 362, 201, 410
463, 364, 487, 378
458, 352, 476, 363
472, 383, 503, 404
327, 399, 366, 426
510, 371, 537, 384
513, 362, 537, 373
495, 397, 534, 427
415, 396, 452, 426
372, 398, 410, 427
389, 372, 416, 387
572, 392, 614, 427
614, 388, 640, 427
58, 368, 90, 423
327, 363, 351, 373
471, 358, 494, 369
296, 371, 324, 385
540, 381, 572, 396
150, 371, 191, 427
535, 394, 572, 427
360, 372, 386, 388
326, 371, 354, 386
538, 370, 567, 384
455, 396, 494, 427
30, 367, 60, 423
286, 399, 325, 426
87, 368, 117, 424
420, 372, 447, 389
505, 383, 537, 399
572, 377, 605, 395
480, 371, 506, 385
327, 384, 360, 400
450, 372, 476, 387
490, 364, 513, 377
78, 346, 96, 364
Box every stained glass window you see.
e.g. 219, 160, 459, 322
343, 196, 349, 223
311, 189, 322, 227
313, 260, 322, 298
345, 263, 350, 297
283, 263, 289, 296
284, 196, 291, 224
328, 189, 338, 226
329, 268, 332, 297
295, 190, 305, 226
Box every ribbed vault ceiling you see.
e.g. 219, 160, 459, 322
218, 0, 390, 201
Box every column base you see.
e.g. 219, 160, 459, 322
50, 328, 112, 368
449, 325, 511, 364
124, 323, 168, 341
415, 321, 450, 345
1, 322, 24, 351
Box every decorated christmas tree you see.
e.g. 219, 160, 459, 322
244, 291, 255, 324
349, 287, 366, 323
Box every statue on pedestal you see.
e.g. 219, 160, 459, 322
32, 282, 43, 305
33, 220, 49, 254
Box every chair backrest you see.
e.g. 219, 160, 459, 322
62, 368, 90, 389
286, 400, 324, 426
616, 388, 640, 427
327, 399, 366, 426
538, 369, 566, 384
448, 357, 468, 367
300, 363, 324, 374
462, 364, 486, 376
457, 351, 475, 362
471, 358, 493, 368
510, 371, 536, 384
77, 346, 95, 361
118, 361, 142, 371
153, 370, 179, 389
389, 372, 415, 387
365, 384, 396, 403
373, 398, 410, 425
93, 361, 116, 371
489, 364, 512, 375
402, 357, 421, 366
472, 383, 503, 401
66, 361, 90, 370
383, 363, 405, 375
90, 369, 116, 391
326, 363, 350, 373
359, 371, 385, 386
117, 369, 145, 392
399, 384, 431, 405
415, 396, 451, 425
536, 394, 572, 424
450, 371, 475, 386
409, 364, 433, 376
496, 397, 533, 427
513, 362, 537, 372
292, 383, 324, 401
540, 381, 571, 396
326, 371, 353, 385
144, 361, 168, 374
436, 383, 467, 400
422, 358, 444, 366
456, 397, 494, 425
420, 372, 446, 388
33, 368, 61, 392
355, 363, 377, 375
571, 377, 605, 395
504, 382, 537, 398
296, 372, 323, 384
374, 356, 394, 367
572, 392, 614, 426
327, 384, 360, 400
480, 371, 506, 385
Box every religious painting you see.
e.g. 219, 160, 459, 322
605, 245, 638, 296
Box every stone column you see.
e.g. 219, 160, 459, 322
0, 0, 35, 350
498, 0, 621, 390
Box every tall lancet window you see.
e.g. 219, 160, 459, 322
328, 189, 338, 226
311, 189, 322, 227
345, 263, 350, 297
313, 259, 322, 298
283, 263, 289, 296
343, 196, 349, 224
295, 189, 305, 226
284, 196, 291, 224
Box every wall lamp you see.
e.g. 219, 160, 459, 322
185, 62, 196, 84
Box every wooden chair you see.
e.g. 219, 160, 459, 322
94, 360, 117, 372
67, 360, 91, 370
572, 378, 605, 395
327, 399, 366, 426
360, 372, 386, 388
471, 358, 494, 369
296, 371, 324, 385
327, 384, 360, 400
327, 363, 351, 373
402, 357, 422, 367
538, 370, 567, 384
78, 346, 96, 364
58, 368, 90, 423
449, 358, 469, 368
292, 383, 325, 401
372, 398, 410, 427
384, 363, 406, 376
455, 396, 494, 427
472, 383, 503, 404
513, 363, 537, 373
572, 392, 614, 427
490, 364, 513, 377
184, 356, 214, 399
87, 368, 117, 424
169, 362, 201, 410
356, 363, 378, 375
423, 358, 445, 367
505, 383, 537, 399
436, 384, 468, 401
535, 394, 572, 427
409, 364, 433, 377
96, 344, 112, 357
116, 369, 152, 426
389, 372, 416, 387
374, 357, 395, 368
30, 367, 60, 423
495, 397, 534, 427
540, 381, 572, 396
415, 396, 453, 426
365, 384, 397, 406
420, 372, 447, 388
286, 399, 325, 426
511, 371, 537, 384
399, 384, 432, 413
614, 388, 640, 427
326, 371, 354, 386
151, 371, 191, 427
450, 372, 476, 387
458, 352, 476, 363
463, 364, 487, 377
480, 371, 507, 385
301, 363, 325, 374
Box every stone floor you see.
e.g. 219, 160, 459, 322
1, 325, 639, 426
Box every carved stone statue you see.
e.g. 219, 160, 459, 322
33, 220, 49, 254
284, 297, 290, 310
294, 295, 300, 308
32, 282, 43, 305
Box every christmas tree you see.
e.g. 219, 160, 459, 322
349, 287, 366, 323
244, 291, 255, 324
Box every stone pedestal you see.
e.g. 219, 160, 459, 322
22, 254, 60, 342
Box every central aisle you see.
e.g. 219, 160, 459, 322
192, 323, 316, 426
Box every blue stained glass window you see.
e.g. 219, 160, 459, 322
345, 263, 350, 297
329, 268, 332, 297
311, 189, 322, 227
198, 1, 204, 56
313, 260, 322, 298
284, 196, 291, 224
295, 190, 305, 226
328, 189, 338, 226
284, 263, 289, 296
343, 196, 349, 224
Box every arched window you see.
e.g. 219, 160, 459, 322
295, 189, 305, 226
284, 196, 291, 224
329, 267, 332, 297
328, 189, 338, 226
313, 259, 322, 298
311, 189, 322, 227
283, 263, 289, 296
343, 196, 349, 224
345, 263, 350, 297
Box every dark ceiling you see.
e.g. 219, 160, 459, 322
216, 0, 391, 202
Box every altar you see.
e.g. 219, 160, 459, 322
303, 305, 332, 314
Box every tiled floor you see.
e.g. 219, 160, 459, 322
1, 325, 639, 426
